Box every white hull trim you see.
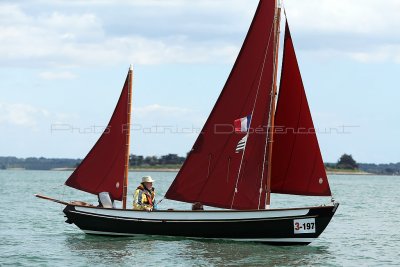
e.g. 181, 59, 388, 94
229, 238, 315, 243
82, 230, 314, 243
70, 209, 316, 223
75, 206, 312, 221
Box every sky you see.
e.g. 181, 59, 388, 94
0, 0, 399, 164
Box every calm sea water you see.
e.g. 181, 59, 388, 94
0, 170, 399, 266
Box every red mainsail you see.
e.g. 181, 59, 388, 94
65, 69, 132, 201
165, 0, 276, 209
271, 21, 331, 196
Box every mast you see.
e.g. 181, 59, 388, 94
122, 65, 133, 209
265, 1, 281, 209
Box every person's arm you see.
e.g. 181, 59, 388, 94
133, 189, 145, 210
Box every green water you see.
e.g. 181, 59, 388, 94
0, 170, 399, 266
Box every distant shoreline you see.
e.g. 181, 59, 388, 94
1, 167, 388, 175
2, 156, 400, 175
135, 169, 376, 175
326, 170, 372, 175
2, 167, 181, 172
130, 168, 180, 172
35, 167, 181, 172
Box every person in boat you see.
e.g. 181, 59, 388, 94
133, 176, 156, 211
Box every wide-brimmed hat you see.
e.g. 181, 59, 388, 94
142, 176, 155, 183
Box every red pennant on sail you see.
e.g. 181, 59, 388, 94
65, 70, 132, 201
271, 21, 331, 196
165, 0, 276, 210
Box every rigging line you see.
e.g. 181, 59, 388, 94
230, 20, 275, 209
156, 198, 164, 206
259, 5, 281, 210
282, 1, 287, 19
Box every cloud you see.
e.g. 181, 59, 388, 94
25, 0, 400, 37
132, 104, 204, 134
1, 0, 400, 69
0, 102, 49, 128
0, 3, 246, 68
0, 5, 104, 66
347, 45, 400, 63
0, 102, 80, 135
282, 0, 400, 63
39, 71, 77, 80
285, 0, 400, 36
133, 104, 190, 119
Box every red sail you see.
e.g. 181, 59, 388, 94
271, 21, 331, 196
165, 0, 276, 210
65, 70, 132, 201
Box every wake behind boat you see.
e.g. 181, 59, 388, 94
36, 0, 339, 246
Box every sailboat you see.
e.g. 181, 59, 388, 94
36, 0, 338, 245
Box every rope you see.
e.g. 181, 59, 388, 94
282, 1, 287, 18
156, 198, 164, 206
230, 21, 275, 209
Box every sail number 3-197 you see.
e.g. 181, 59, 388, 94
293, 218, 316, 234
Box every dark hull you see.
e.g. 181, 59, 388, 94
63, 203, 338, 245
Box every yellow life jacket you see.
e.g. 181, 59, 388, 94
133, 183, 155, 210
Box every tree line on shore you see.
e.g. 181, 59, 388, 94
129, 154, 185, 167
0, 154, 399, 175
0, 154, 186, 170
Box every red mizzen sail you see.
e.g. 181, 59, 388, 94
65, 69, 132, 201
165, 0, 276, 210
271, 21, 331, 196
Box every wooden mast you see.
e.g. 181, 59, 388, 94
122, 65, 133, 209
265, 1, 281, 209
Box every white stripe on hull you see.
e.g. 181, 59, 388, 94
82, 230, 314, 243
70, 209, 316, 222
229, 238, 314, 243
75, 206, 313, 221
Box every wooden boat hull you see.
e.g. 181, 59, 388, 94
63, 203, 339, 245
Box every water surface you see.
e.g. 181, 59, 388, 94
0, 170, 398, 266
